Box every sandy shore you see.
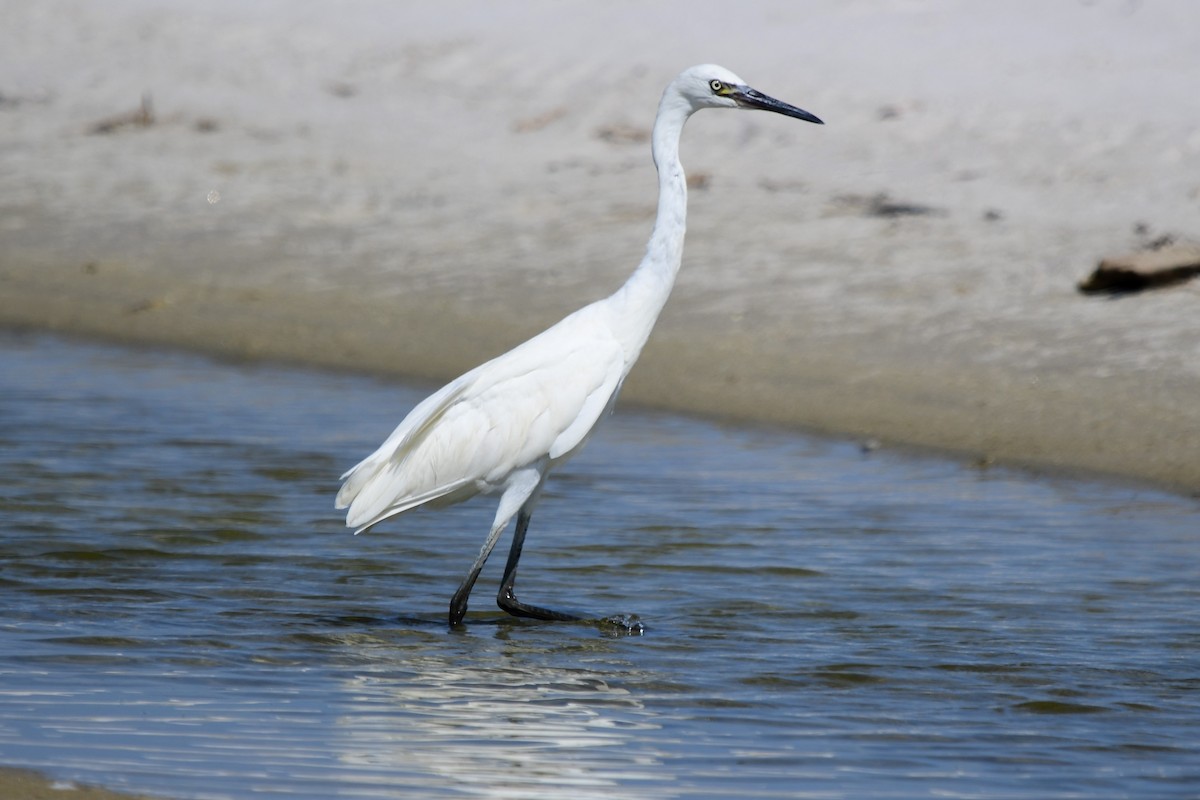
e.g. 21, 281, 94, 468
3, 0, 1199, 497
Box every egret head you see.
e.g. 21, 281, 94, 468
672, 64, 823, 125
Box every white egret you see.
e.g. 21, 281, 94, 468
337, 64, 822, 627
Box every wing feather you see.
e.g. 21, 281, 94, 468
336, 303, 630, 531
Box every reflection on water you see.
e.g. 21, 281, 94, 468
337, 650, 664, 799
0, 332, 1197, 799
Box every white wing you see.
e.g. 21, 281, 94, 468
336, 304, 628, 533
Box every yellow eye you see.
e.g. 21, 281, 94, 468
709, 79, 724, 94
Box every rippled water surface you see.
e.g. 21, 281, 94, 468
0, 333, 1197, 799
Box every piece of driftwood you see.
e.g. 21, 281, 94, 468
1078, 241, 1200, 295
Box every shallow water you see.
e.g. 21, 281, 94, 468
0, 332, 1197, 799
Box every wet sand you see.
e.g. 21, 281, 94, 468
0, 768, 156, 800
2, 1, 1199, 505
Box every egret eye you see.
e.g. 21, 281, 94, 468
709, 79, 724, 94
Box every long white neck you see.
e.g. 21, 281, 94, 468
606, 88, 694, 363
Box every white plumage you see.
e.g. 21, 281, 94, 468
336, 64, 822, 627
337, 305, 624, 531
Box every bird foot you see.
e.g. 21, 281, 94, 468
448, 593, 471, 628
497, 588, 581, 622
598, 613, 645, 637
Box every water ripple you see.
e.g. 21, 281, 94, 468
0, 333, 1197, 799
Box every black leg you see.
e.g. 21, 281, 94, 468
449, 511, 512, 627
447, 470, 548, 628
449, 566, 482, 627
496, 507, 580, 621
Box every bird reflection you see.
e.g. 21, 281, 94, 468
331, 643, 671, 799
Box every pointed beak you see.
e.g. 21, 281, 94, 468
733, 86, 823, 125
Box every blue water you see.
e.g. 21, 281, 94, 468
0, 332, 1197, 799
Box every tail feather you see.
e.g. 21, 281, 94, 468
345, 477, 474, 534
